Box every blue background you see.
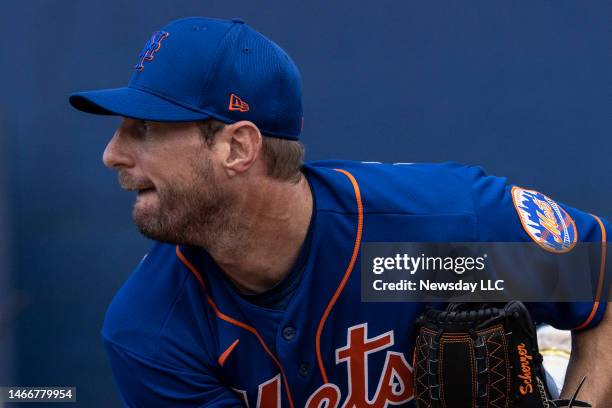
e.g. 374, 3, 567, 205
0, 1, 610, 406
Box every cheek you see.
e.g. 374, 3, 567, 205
140, 147, 214, 196
148, 154, 198, 179
138, 163, 178, 191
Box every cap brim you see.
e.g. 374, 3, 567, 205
69, 87, 211, 122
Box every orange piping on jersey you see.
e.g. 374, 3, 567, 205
218, 339, 240, 367
573, 215, 607, 330
175, 246, 296, 408
315, 169, 364, 383
176, 247, 207, 289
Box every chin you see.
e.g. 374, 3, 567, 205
133, 209, 188, 245
133, 207, 164, 239
135, 219, 177, 244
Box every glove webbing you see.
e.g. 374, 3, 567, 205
413, 303, 592, 408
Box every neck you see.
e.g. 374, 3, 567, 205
202, 173, 313, 294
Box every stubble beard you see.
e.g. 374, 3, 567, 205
132, 158, 241, 250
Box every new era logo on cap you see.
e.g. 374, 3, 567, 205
228, 94, 249, 112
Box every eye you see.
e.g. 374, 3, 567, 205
136, 121, 150, 137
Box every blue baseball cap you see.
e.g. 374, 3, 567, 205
69, 17, 303, 140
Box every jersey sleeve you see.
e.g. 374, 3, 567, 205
461, 164, 609, 330
101, 243, 245, 407
104, 339, 244, 407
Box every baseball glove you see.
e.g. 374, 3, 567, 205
413, 302, 590, 408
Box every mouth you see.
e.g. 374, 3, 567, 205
136, 187, 156, 195
123, 184, 156, 195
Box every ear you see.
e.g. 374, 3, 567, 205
216, 121, 263, 177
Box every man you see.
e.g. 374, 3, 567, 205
70, 17, 610, 407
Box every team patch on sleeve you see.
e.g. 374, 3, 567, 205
511, 187, 577, 253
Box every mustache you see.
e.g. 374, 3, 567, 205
118, 172, 154, 191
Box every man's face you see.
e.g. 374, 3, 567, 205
103, 118, 231, 245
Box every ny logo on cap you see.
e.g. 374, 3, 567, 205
134, 31, 170, 71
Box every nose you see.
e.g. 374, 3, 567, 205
103, 128, 135, 169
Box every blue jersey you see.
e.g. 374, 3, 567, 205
102, 161, 609, 407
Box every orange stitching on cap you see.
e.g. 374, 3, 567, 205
135, 31, 170, 71
175, 246, 296, 408
573, 214, 607, 330
315, 169, 364, 384
218, 339, 240, 367
228, 93, 250, 112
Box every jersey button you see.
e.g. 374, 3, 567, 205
282, 326, 296, 341
298, 362, 310, 377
